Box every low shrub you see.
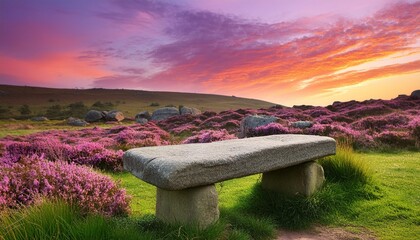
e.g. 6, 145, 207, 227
3, 140, 123, 171
247, 123, 290, 137
0, 155, 130, 216
182, 129, 236, 143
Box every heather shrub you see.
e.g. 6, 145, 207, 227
375, 131, 415, 148
408, 117, 420, 146
2, 140, 123, 171
170, 124, 199, 135
344, 105, 392, 119
247, 123, 290, 137
0, 155, 130, 216
182, 129, 236, 143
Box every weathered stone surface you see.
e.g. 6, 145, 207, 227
151, 107, 179, 121
67, 117, 88, 126
135, 111, 151, 120
105, 110, 124, 122
85, 110, 104, 122
180, 106, 201, 115
411, 90, 420, 98
261, 161, 325, 196
291, 121, 314, 129
239, 115, 278, 138
156, 185, 219, 228
31, 116, 49, 121
124, 134, 336, 190
136, 118, 148, 124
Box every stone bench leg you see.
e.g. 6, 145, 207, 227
156, 184, 219, 228
261, 161, 325, 196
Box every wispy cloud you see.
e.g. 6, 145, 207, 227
92, 1, 419, 102
1, 0, 419, 104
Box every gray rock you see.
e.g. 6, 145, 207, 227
180, 106, 201, 115
135, 111, 151, 120
291, 121, 314, 129
239, 115, 278, 138
123, 134, 336, 190
85, 110, 104, 122
105, 110, 124, 122
151, 107, 179, 121
411, 90, 420, 98
262, 161, 325, 196
67, 117, 89, 126
31, 116, 49, 122
136, 118, 148, 124
156, 185, 219, 228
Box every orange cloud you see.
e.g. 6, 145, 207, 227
0, 53, 111, 87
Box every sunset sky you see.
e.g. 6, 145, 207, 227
1, 0, 419, 106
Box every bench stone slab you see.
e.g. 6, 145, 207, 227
123, 134, 336, 190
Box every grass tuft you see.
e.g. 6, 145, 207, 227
320, 143, 372, 184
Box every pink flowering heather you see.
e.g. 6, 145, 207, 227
376, 131, 415, 147
182, 129, 237, 144
247, 123, 290, 137
0, 155, 130, 216
2, 140, 123, 171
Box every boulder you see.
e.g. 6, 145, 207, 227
105, 110, 125, 122
151, 107, 179, 121
291, 121, 314, 129
136, 118, 148, 124
31, 116, 49, 122
135, 111, 151, 120
239, 115, 278, 138
411, 90, 420, 98
180, 106, 201, 115
85, 110, 104, 122
67, 117, 88, 127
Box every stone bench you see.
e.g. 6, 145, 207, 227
123, 134, 336, 227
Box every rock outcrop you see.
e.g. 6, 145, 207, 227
239, 115, 278, 138
180, 106, 201, 115
85, 110, 104, 123
105, 110, 124, 122
67, 117, 89, 126
151, 107, 179, 121
291, 121, 314, 129
411, 90, 420, 98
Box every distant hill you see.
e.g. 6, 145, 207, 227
0, 85, 276, 119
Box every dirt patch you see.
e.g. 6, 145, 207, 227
277, 226, 376, 240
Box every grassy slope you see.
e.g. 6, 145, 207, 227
0, 85, 275, 117
111, 151, 420, 239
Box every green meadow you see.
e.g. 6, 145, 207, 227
2, 147, 419, 239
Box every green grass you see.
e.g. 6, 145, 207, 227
109, 149, 419, 239
319, 143, 372, 183
0, 119, 135, 138
1, 149, 419, 239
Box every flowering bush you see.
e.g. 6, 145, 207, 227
0, 155, 130, 216
183, 129, 236, 143
247, 123, 290, 137
2, 140, 123, 171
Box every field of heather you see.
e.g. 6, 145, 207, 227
1, 95, 419, 239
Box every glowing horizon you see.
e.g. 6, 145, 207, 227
1, 0, 419, 106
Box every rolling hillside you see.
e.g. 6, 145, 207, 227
0, 85, 276, 119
